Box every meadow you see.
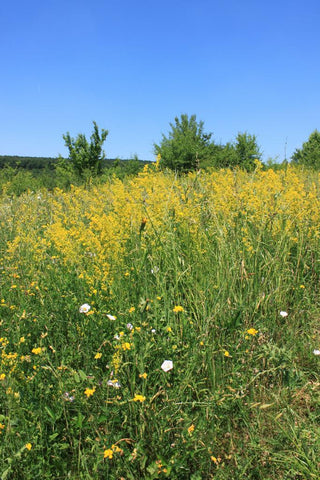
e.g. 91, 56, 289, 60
0, 163, 319, 479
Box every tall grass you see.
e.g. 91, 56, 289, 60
0, 164, 319, 479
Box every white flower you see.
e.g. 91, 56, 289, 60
313, 349, 320, 356
151, 328, 156, 334
107, 379, 121, 388
161, 360, 173, 372
126, 323, 133, 330
279, 311, 288, 317
79, 303, 91, 313
151, 266, 159, 274
63, 392, 75, 402
106, 314, 116, 321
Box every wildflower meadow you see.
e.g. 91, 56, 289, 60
0, 163, 319, 479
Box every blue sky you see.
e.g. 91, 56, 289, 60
1, 0, 319, 162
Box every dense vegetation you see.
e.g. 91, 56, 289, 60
0, 164, 320, 479
154, 115, 262, 172
1, 117, 320, 196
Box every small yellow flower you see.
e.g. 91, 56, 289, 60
224, 350, 231, 357
173, 305, 184, 313
166, 326, 172, 333
31, 347, 42, 355
19, 337, 25, 343
211, 455, 219, 464
111, 444, 122, 453
188, 424, 195, 435
247, 328, 258, 336
0, 373, 6, 381
103, 448, 113, 459
300, 284, 305, 289
25, 443, 32, 451
121, 342, 131, 351
94, 352, 102, 359
133, 394, 146, 403
128, 306, 135, 313
139, 372, 148, 379
84, 387, 96, 398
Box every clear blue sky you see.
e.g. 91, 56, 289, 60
1, 0, 319, 161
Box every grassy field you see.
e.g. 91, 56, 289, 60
0, 163, 319, 479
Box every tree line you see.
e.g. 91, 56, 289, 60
55, 116, 320, 174
1, 115, 320, 182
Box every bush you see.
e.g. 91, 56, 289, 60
291, 130, 320, 168
154, 114, 213, 172
63, 121, 109, 177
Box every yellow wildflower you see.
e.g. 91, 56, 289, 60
247, 328, 258, 336
139, 372, 148, 379
103, 448, 113, 459
111, 444, 122, 453
31, 347, 42, 355
224, 350, 231, 357
0, 373, 6, 381
84, 387, 96, 398
133, 394, 146, 403
94, 352, 102, 359
188, 424, 195, 435
25, 443, 32, 451
173, 305, 184, 313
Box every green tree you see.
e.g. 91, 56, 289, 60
234, 132, 262, 171
154, 114, 213, 172
291, 130, 320, 168
63, 121, 109, 176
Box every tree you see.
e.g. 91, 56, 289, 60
154, 114, 213, 172
63, 121, 108, 176
291, 130, 320, 168
234, 132, 262, 171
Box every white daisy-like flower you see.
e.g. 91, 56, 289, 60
107, 379, 121, 388
313, 349, 320, 356
279, 311, 288, 317
161, 360, 173, 372
106, 314, 116, 321
79, 303, 91, 313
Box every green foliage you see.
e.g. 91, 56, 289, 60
0, 155, 58, 172
0, 165, 41, 195
154, 115, 262, 172
63, 121, 109, 177
154, 114, 213, 172
234, 132, 262, 171
291, 130, 320, 168
0, 169, 320, 478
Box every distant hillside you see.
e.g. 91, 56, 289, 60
0, 155, 152, 172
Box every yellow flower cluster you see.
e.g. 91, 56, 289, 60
2, 166, 319, 300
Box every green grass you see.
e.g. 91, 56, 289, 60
0, 168, 319, 479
